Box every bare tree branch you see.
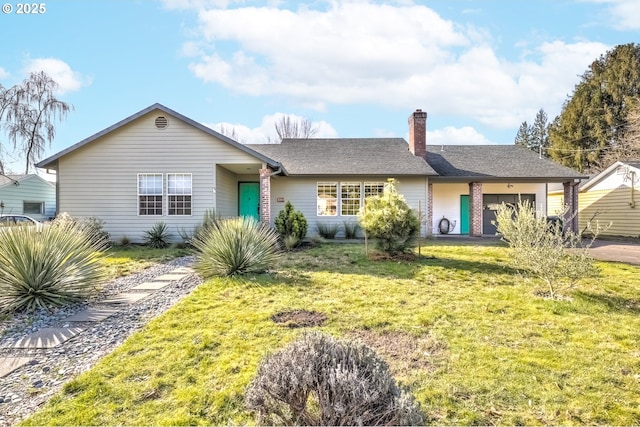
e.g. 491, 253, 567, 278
0, 71, 72, 173
274, 115, 319, 142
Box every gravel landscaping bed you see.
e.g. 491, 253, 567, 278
0, 256, 203, 427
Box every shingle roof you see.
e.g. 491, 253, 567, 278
251, 138, 437, 175
426, 145, 586, 181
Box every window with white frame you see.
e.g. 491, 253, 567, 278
340, 182, 361, 216
168, 173, 192, 216
138, 173, 163, 215
364, 182, 385, 199
23, 201, 44, 215
317, 182, 337, 216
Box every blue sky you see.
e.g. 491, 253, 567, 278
1, 0, 639, 173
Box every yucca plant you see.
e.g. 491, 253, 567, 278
0, 221, 108, 313
144, 222, 171, 248
191, 216, 281, 277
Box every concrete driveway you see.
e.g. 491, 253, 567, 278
588, 239, 640, 265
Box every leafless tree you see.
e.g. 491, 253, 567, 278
217, 124, 243, 143
0, 71, 72, 173
274, 115, 319, 142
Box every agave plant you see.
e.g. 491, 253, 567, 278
191, 217, 281, 277
144, 222, 171, 248
0, 220, 108, 313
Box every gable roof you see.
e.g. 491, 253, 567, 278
579, 160, 640, 192
426, 145, 587, 182
35, 103, 282, 170
0, 174, 54, 189
251, 138, 437, 176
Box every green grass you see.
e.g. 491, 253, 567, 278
102, 245, 192, 279
21, 242, 640, 426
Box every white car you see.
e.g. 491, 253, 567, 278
0, 215, 45, 231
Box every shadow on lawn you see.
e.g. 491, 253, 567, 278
574, 291, 640, 315
278, 245, 519, 281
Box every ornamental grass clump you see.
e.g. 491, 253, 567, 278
0, 220, 108, 313
191, 216, 281, 277
245, 331, 424, 426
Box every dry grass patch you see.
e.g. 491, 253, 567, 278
271, 309, 327, 328
347, 329, 448, 374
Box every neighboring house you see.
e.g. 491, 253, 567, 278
0, 174, 56, 221
548, 161, 640, 237
36, 104, 585, 242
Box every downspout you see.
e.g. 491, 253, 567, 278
630, 171, 637, 209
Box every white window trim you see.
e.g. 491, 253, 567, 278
317, 181, 338, 216
340, 182, 362, 216
23, 201, 44, 215
137, 173, 164, 216
167, 173, 193, 216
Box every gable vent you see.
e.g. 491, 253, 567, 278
155, 116, 168, 129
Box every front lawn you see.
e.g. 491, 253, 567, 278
102, 245, 192, 279
21, 242, 640, 426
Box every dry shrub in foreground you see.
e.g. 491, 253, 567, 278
245, 331, 425, 426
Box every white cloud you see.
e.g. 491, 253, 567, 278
583, 0, 640, 30
23, 58, 91, 94
183, 2, 611, 130
204, 112, 337, 144
0, 67, 10, 80
426, 126, 494, 146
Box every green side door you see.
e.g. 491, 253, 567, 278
239, 182, 260, 220
460, 195, 469, 234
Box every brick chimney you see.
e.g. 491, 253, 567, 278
408, 109, 427, 158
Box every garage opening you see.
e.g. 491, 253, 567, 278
482, 194, 535, 235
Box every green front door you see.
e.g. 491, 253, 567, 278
239, 182, 260, 220
460, 195, 469, 234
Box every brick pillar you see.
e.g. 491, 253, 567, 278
259, 169, 271, 225
426, 181, 433, 236
563, 181, 579, 234
469, 182, 483, 237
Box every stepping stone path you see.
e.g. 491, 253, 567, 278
0, 265, 195, 374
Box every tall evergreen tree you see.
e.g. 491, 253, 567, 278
514, 121, 531, 148
530, 109, 549, 157
548, 43, 640, 172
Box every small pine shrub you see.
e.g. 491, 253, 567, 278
0, 220, 108, 312
144, 222, 171, 248
343, 220, 360, 239
191, 216, 281, 277
316, 222, 340, 239
275, 202, 307, 246
245, 331, 424, 426
358, 179, 420, 254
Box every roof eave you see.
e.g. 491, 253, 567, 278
35, 103, 281, 170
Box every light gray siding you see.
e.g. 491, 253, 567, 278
0, 175, 56, 221
269, 176, 429, 238
58, 109, 263, 242
216, 165, 238, 217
